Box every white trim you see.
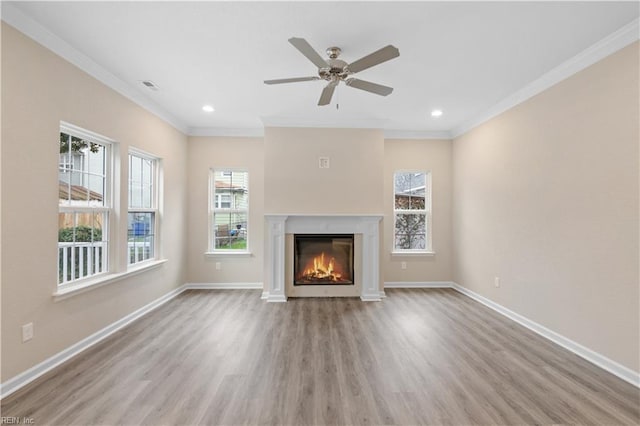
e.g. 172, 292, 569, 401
204, 251, 253, 258
1, 3, 189, 135
360, 294, 383, 302
189, 127, 265, 137
184, 282, 263, 290
267, 294, 288, 303
451, 18, 640, 138
53, 259, 168, 301
384, 281, 453, 288
384, 129, 452, 140
450, 282, 640, 388
391, 251, 436, 257
261, 116, 389, 129
60, 121, 115, 145
2, 283, 187, 399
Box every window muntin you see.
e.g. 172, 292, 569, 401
210, 170, 249, 251
128, 152, 157, 265
393, 171, 431, 251
58, 128, 111, 285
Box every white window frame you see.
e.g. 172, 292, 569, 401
58, 123, 113, 287
392, 170, 433, 254
208, 168, 250, 254
128, 149, 160, 266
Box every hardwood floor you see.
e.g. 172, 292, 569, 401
2, 288, 639, 425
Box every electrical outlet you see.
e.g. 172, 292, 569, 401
401, 261, 407, 270
215, 262, 221, 270
494, 277, 500, 288
22, 323, 34, 342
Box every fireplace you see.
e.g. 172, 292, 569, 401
264, 214, 382, 302
294, 234, 354, 285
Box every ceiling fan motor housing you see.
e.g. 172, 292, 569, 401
319, 47, 350, 81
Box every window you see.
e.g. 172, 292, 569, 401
210, 170, 249, 251
128, 152, 158, 265
58, 125, 112, 285
215, 194, 232, 209
393, 171, 431, 251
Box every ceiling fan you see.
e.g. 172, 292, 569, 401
264, 37, 400, 106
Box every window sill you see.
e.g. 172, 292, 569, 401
391, 251, 436, 257
53, 259, 168, 301
204, 251, 253, 258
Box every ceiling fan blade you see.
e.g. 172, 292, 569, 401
264, 76, 320, 85
347, 45, 400, 74
318, 81, 338, 106
346, 78, 394, 96
288, 37, 329, 69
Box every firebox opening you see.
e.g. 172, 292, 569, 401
294, 234, 354, 286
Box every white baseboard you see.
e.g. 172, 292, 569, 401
384, 281, 454, 288
184, 282, 263, 290
450, 282, 640, 388
267, 294, 287, 302
0, 284, 188, 399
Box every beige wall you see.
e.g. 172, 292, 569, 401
383, 139, 452, 282
264, 127, 385, 214
1, 23, 188, 381
452, 42, 639, 372
186, 136, 265, 283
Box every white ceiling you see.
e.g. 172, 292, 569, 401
4, 1, 639, 137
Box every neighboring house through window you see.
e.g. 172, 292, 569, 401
393, 171, 432, 252
58, 124, 112, 285
210, 169, 249, 251
128, 151, 158, 265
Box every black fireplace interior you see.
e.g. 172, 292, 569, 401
294, 234, 354, 285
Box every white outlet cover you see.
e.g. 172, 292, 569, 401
22, 323, 34, 342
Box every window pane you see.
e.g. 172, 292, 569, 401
128, 212, 155, 264
213, 171, 248, 210
129, 154, 154, 209
59, 133, 106, 207
213, 212, 247, 250
394, 213, 426, 250
58, 211, 107, 284
394, 172, 426, 210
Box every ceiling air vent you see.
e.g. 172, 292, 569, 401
141, 80, 159, 91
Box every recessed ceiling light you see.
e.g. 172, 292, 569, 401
431, 109, 443, 117
202, 105, 215, 113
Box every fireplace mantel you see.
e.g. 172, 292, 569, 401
264, 214, 383, 302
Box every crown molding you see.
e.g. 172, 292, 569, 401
384, 129, 452, 140
189, 127, 265, 137
451, 17, 640, 139
260, 115, 389, 130
1, 2, 190, 135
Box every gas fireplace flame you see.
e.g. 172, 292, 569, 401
301, 252, 344, 282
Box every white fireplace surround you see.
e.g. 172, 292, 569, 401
264, 214, 383, 302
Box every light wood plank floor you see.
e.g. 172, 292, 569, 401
2, 289, 639, 425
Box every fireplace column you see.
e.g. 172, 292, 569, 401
265, 215, 287, 302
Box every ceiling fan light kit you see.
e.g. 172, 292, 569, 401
264, 37, 400, 106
